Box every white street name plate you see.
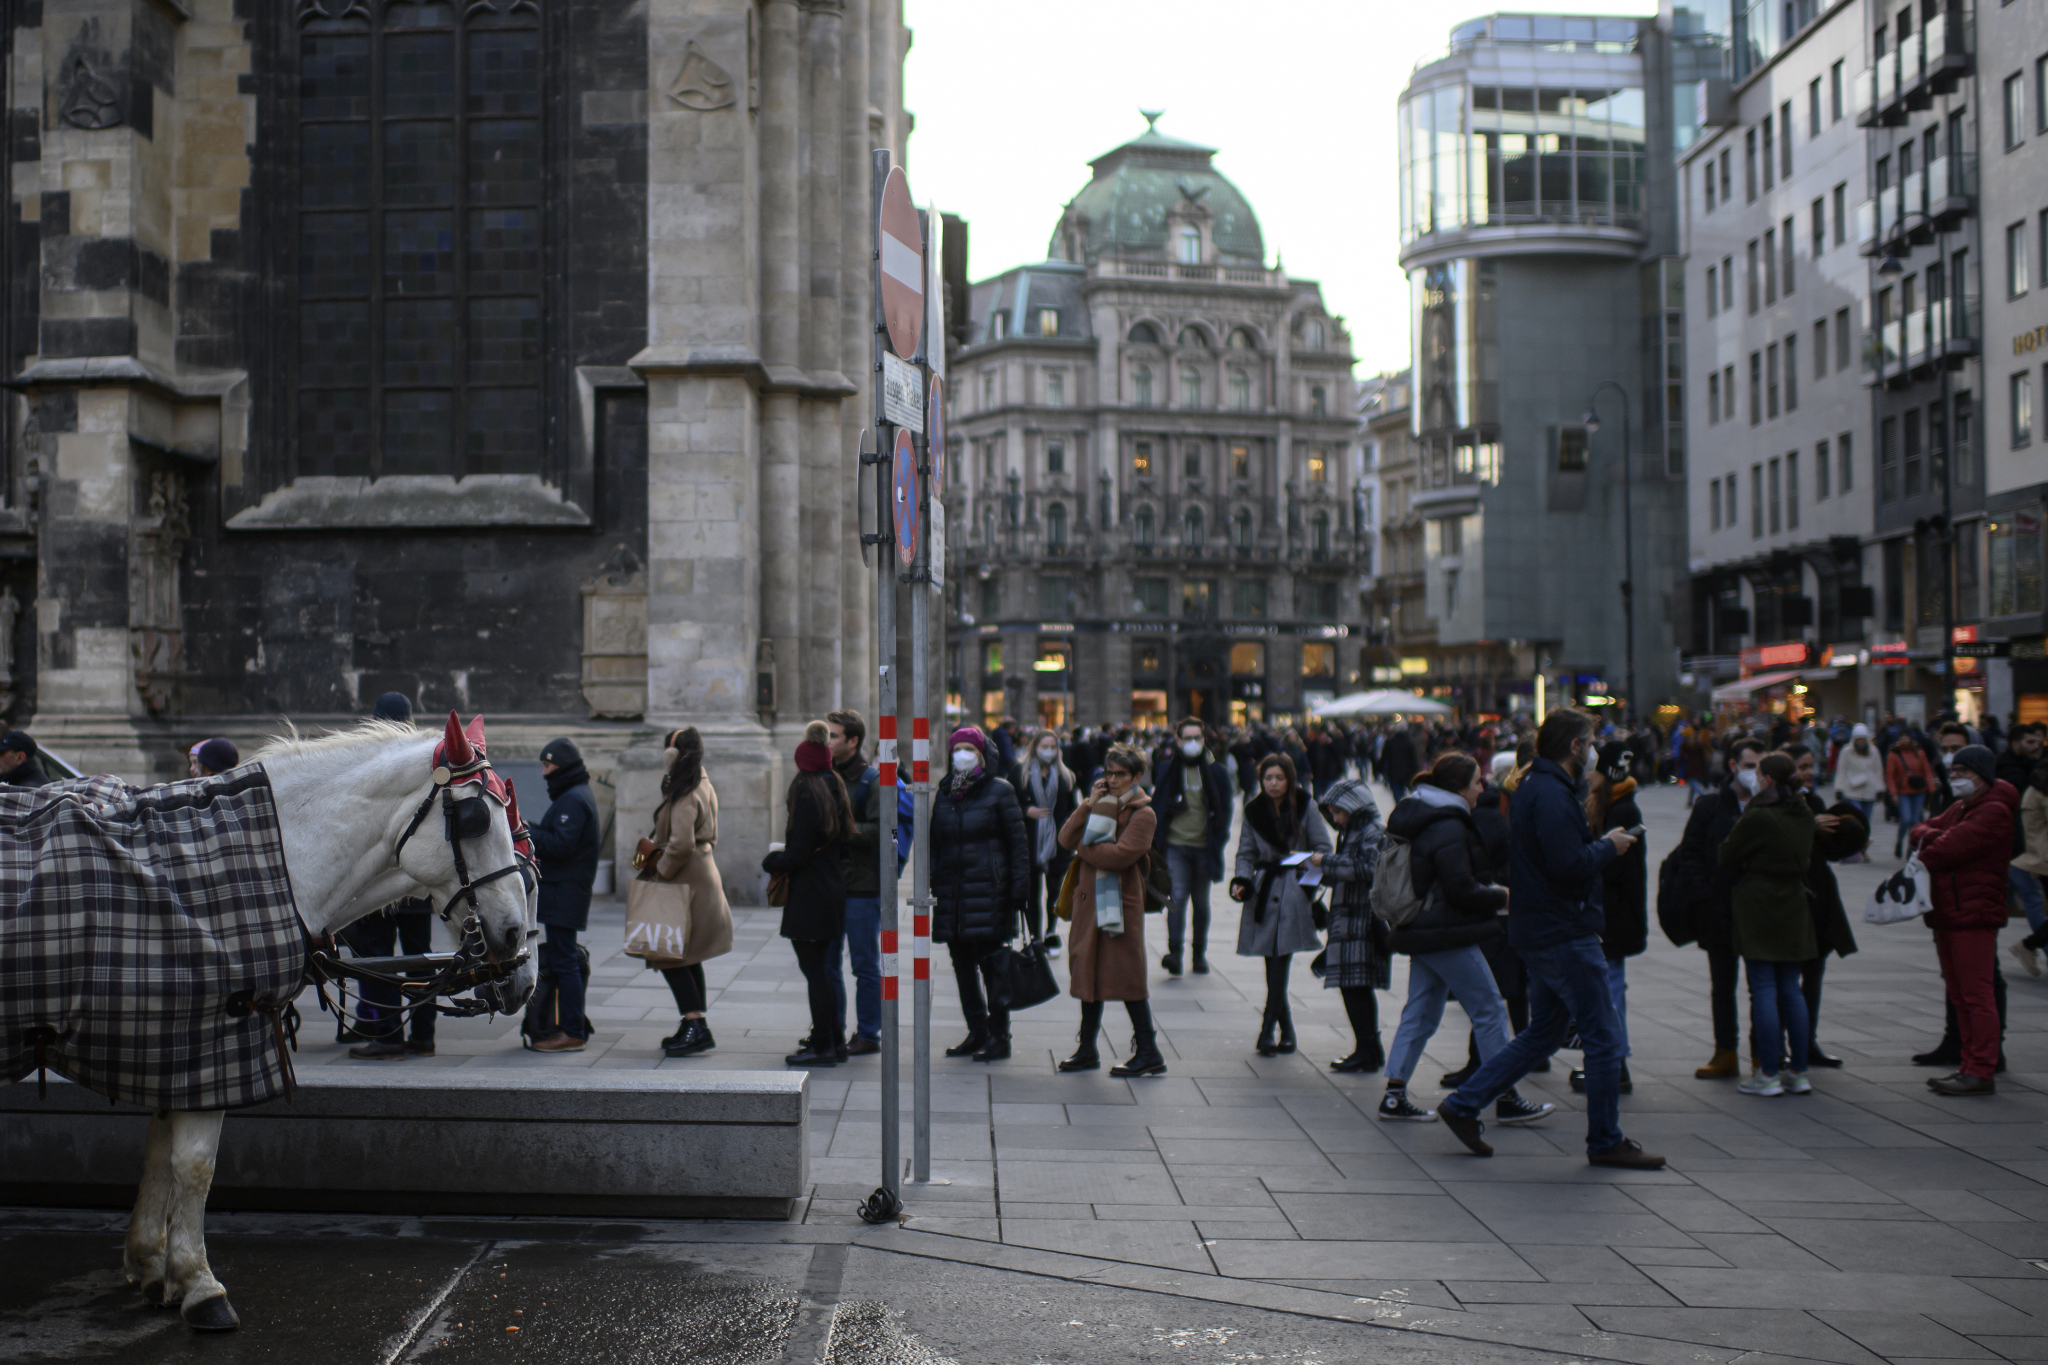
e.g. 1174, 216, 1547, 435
882, 352, 924, 433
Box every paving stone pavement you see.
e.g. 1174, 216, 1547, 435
277, 778, 2048, 1364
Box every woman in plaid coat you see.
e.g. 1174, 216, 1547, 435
1312, 778, 1388, 1072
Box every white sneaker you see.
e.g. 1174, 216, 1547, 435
2011, 941, 2043, 979
1782, 1071, 1812, 1095
1738, 1072, 1784, 1097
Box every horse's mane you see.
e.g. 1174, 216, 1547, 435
252, 718, 426, 762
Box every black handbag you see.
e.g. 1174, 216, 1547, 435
996, 938, 1060, 1011
1655, 850, 1700, 947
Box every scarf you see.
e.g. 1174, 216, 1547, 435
1029, 761, 1059, 868
545, 760, 590, 801
1081, 788, 1142, 936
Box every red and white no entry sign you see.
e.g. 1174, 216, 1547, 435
878, 167, 923, 359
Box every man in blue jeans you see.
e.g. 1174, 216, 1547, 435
827, 710, 883, 1056
1151, 718, 1234, 975
1436, 707, 1666, 1169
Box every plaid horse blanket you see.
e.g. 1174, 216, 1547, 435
1, 768, 306, 1110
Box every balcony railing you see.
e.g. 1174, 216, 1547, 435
1851, 66, 1875, 124
1929, 151, 1976, 224
1943, 282, 1980, 358
1854, 197, 1877, 252
1915, 8, 1971, 94
1900, 167, 1927, 230
1904, 306, 1933, 369
1859, 50, 1905, 126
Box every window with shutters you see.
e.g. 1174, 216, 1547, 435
292, 0, 546, 480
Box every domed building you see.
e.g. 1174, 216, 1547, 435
944, 116, 1364, 730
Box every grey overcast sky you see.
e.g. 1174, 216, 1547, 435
901, 0, 1655, 378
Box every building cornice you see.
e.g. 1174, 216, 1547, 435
1397, 223, 1646, 272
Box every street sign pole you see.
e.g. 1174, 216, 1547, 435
865, 148, 902, 1221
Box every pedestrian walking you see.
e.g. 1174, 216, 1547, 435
1313, 778, 1389, 1072
1381, 725, 1421, 803
1909, 745, 2016, 1095
1669, 736, 1768, 1078
1230, 754, 1331, 1057
1886, 734, 1936, 857
932, 725, 1030, 1063
1377, 753, 1553, 1126
825, 709, 884, 1055
1568, 741, 1646, 1094
641, 727, 733, 1058
1436, 708, 1662, 1168
763, 723, 852, 1068
529, 737, 602, 1053
2011, 753, 2048, 980
1014, 728, 1078, 960
1441, 752, 1541, 1087
1833, 725, 1885, 841
1717, 752, 1818, 1097
1056, 743, 1165, 1077
1152, 717, 1233, 977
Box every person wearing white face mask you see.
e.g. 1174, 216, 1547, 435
1150, 718, 1233, 976
1011, 729, 1078, 958
1717, 752, 1818, 1097
929, 725, 1030, 1062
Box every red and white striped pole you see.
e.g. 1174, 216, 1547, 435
879, 713, 899, 1006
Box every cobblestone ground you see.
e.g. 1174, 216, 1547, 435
4, 780, 2044, 1363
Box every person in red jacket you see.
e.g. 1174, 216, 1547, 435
1907, 745, 2015, 1096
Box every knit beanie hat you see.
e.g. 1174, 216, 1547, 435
949, 725, 989, 762
372, 692, 414, 723
1952, 744, 1997, 785
196, 737, 240, 772
795, 719, 833, 774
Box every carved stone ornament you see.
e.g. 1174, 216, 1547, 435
581, 550, 647, 720
668, 40, 736, 111
129, 472, 190, 716
295, 0, 370, 23
59, 54, 123, 131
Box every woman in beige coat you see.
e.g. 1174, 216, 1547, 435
1055, 743, 1164, 1078
641, 727, 733, 1057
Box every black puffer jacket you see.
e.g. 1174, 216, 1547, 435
930, 769, 1029, 944
1385, 793, 1508, 956
762, 785, 846, 942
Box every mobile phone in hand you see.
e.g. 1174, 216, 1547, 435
1623, 825, 1645, 839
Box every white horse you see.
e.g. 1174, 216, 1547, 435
118, 713, 536, 1331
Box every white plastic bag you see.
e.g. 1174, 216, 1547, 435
1864, 855, 1933, 925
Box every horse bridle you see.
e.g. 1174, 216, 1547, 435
305, 752, 533, 1023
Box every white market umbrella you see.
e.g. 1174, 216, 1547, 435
1311, 689, 1453, 718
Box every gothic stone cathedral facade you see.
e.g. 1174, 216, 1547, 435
3, 0, 910, 881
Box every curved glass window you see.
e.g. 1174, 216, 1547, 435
1400, 79, 1645, 240
1129, 322, 1160, 344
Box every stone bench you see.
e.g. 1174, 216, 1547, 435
0, 1069, 808, 1220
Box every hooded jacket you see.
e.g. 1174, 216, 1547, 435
1911, 778, 2021, 931
530, 761, 599, 930
1384, 788, 1507, 956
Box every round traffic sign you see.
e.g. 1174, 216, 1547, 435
878, 167, 924, 359
892, 427, 919, 568
926, 375, 945, 499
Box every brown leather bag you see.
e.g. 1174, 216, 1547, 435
633, 836, 658, 869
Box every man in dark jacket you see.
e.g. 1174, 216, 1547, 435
529, 737, 600, 1052
1563, 742, 1647, 1094
345, 692, 444, 1059
0, 732, 51, 786
1438, 707, 1662, 1169
1668, 735, 1767, 1077
1380, 725, 1420, 802
1910, 746, 2016, 1094
1152, 717, 1234, 976
826, 709, 883, 1056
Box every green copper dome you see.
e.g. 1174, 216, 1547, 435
1051, 115, 1265, 265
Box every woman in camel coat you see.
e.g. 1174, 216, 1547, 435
1053, 742, 1165, 1077
642, 727, 733, 1057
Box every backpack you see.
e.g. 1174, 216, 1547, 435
1140, 849, 1173, 913
1368, 832, 1430, 927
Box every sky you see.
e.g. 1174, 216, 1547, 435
901, 0, 1656, 378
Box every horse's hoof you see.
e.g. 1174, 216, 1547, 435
182, 1294, 239, 1332
141, 1278, 167, 1307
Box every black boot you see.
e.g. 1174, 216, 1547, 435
1255, 1018, 1280, 1056
973, 1033, 1011, 1062
1331, 1037, 1383, 1073
1111, 1031, 1167, 1077
1060, 1003, 1102, 1072
785, 1034, 838, 1067
1441, 1032, 1481, 1088
946, 1029, 990, 1058
664, 1018, 715, 1057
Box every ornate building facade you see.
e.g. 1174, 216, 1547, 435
943, 117, 1363, 731
2, 0, 911, 884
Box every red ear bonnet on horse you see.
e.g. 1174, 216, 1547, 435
442, 711, 473, 769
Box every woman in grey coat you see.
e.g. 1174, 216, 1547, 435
1230, 753, 1332, 1056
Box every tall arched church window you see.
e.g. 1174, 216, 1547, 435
295, 0, 546, 478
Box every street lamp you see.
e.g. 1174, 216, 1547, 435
1583, 381, 1637, 721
